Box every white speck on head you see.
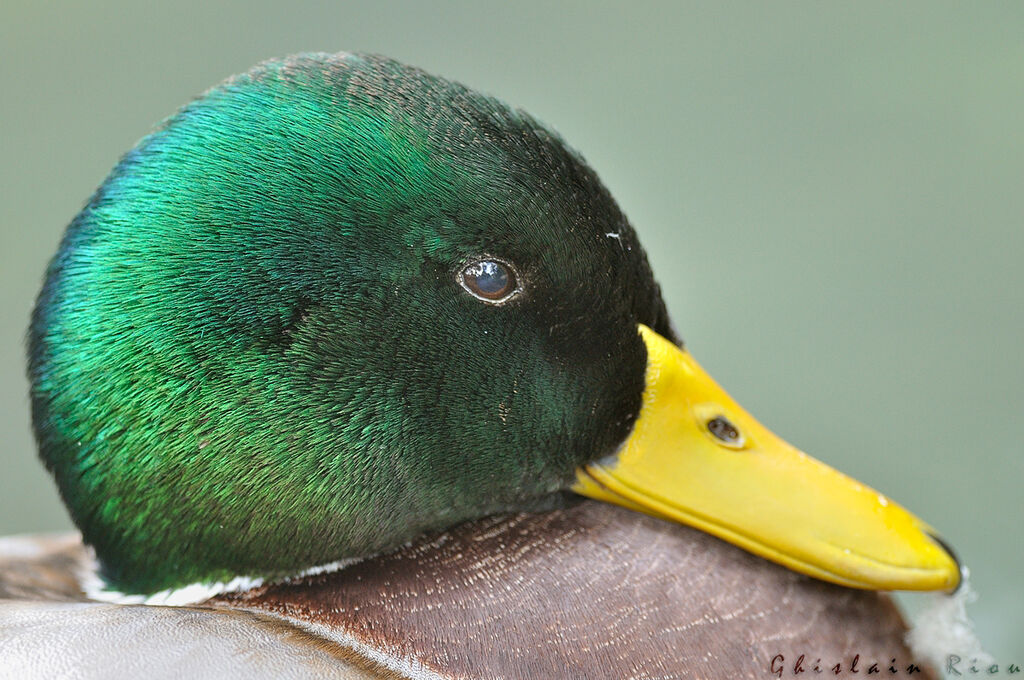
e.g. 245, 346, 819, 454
605, 232, 621, 240
878, 494, 889, 507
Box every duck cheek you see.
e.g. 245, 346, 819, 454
534, 322, 648, 476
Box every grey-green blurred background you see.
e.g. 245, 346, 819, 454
2, 0, 1021, 663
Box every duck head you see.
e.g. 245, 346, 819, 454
29, 53, 960, 597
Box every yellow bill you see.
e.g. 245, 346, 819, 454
574, 325, 960, 591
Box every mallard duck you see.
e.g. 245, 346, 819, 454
1, 53, 958, 678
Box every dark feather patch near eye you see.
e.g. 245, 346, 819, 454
275, 295, 315, 346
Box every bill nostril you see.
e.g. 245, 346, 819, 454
707, 416, 743, 446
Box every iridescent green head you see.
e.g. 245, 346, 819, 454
29, 53, 674, 595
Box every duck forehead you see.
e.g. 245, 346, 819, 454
403, 115, 661, 320
198, 53, 659, 292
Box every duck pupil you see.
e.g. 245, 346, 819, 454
707, 416, 741, 444
463, 260, 515, 300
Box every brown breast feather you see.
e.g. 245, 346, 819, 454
214, 500, 933, 679
0, 501, 933, 679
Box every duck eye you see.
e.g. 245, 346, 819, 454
458, 259, 520, 304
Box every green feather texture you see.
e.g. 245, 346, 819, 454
29, 53, 675, 594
